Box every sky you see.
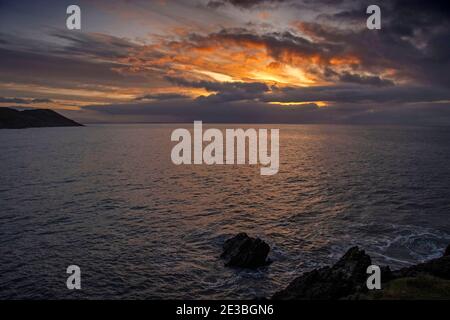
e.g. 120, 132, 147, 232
0, 0, 449, 124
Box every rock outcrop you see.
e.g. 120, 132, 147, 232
393, 253, 450, 280
0, 107, 83, 129
444, 244, 450, 257
221, 233, 270, 269
272, 247, 371, 300
273, 244, 450, 300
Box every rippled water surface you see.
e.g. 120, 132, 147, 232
1, 124, 450, 299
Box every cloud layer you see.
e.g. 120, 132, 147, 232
0, 0, 448, 124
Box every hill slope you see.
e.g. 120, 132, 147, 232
0, 108, 83, 129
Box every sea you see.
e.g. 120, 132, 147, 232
1, 124, 449, 299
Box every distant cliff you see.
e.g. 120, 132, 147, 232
0, 108, 83, 129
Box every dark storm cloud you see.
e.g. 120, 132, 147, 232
337, 73, 394, 87
134, 93, 190, 101
208, 28, 325, 58
166, 76, 270, 94
166, 76, 271, 102
0, 29, 168, 96
31, 98, 54, 103
0, 96, 54, 104
0, 47, 126, 87
309, 0, 450, 87
82, 97, 322, 123
79, 97, 450, 126
0, 45, 158, 94
50, 30, 139, 59
166, 74, 450, 106
0, 29, 137, 66
0, 29, 139, 77
208, 0, 287, 9
266, 85, 450, 104
0, 97, 30, 104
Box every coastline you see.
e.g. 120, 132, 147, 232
271, 244, 450, 300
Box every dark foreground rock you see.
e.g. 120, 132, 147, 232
358, 275, 450, 300
0, 107, 83, 129
273, 244, 450, 300
393, 251, 450, 280
444, 244, 450, 257
221, 233, 270, 269
272, 247, 371, 300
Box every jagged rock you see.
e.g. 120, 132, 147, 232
221, 233, 270, 269
273, 243, 450, 300
272, 247, 371, 300
444, 244, 450, 257
380, 265, 393, 283
393, 253, 450, 280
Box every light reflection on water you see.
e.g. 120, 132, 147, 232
0, 124, 450, 299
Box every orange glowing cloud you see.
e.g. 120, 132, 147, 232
115, 30, 348, 89
113, 25, 380, 96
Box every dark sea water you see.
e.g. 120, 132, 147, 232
1, 124, 450, 299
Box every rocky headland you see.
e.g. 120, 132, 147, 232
221, 233, 450, 299
0, 107, 83, 129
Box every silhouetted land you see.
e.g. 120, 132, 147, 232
272, 244, 450, 300
0, 107, 83, 129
